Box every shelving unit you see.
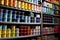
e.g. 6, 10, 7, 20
0, 0, 60, 40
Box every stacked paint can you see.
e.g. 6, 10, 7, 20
16, 28, 19, 37
11, 25, 16, 37
6, 28, 11, 37
2, 25, 7, 38
0, 25, 2, 38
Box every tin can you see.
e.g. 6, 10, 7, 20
6, 28, 11, 38
11, 25, 16, 30
32, 4, 34, 11
13, 0, 17, 7
36, 5, 40, 12
2, 30, 6, 38
11, 32, 15, 37
25, 2, 28, 10
9, 0, 13, 7
0, 0, 4, 5
17, 1, 21, 9
3, 25, 7, 30
4, 0, 9, 6
16, 28, 19, 37
28, 3, 32, 10
0, 9, 3, 22
0, 30, 2, 38
21, 2, 25, 9
27, 3, 29, 10
34, 5, 37, 12
8, 10, 13, 22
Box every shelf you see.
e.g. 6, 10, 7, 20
42, 12, 60, 17
0, 22, 41, 25
0, 5, 40, 13
43, 33, 59, 36
43, 23, 54, 25
43, 23, 60, 25
45, 1, 60, 6
0, 35, 40, 39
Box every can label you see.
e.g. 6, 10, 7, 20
4, 0, 9, 6
0, 30, 2, 38
3, 25, 7, 30
9, 0, 13, 7
21, 2, 25, 9
25, 3, 28, 10
6, 29, 11, 37
28, 3, 32, 10
27, 3, 29, 10
1, 0, 4, 5
11, 30, 15, 33
32, 4, 34, 11
16, 28, 19, 36
11, 26, 16, 30
17, 1, 21, 8
13, 0, 17, 7
2, 30, 6, 38
11, 33, 15, 37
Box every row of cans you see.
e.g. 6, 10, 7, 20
0, 0, 40, 12
0, 25, 40, 38
0, 9, 41, 23
43, 1, 60, 10
20, 26, 40, 36
41, 7, 54, 15
0, 25, 19, 38
46, 0, 60, 5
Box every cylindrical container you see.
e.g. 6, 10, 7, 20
36, 14, 40, 23
12, 11, 17, 22
0, 30, 2, 38
37, 37, 41, 40
0, 9, 3, 22
29, 3, 32, 10
3, 10, 8, 22
32, 4, 35, 11
28, 3, 31, 10
25, 2, 28, 10
0, 25, 2, 38
34, 5, 37, 12
24, 2, 27, 10
13, 0, 17, 7
17, 1, 21, 9
11, 25, 16, 37
11, 29, 15, 37
21, 2, 25, 9
8, 10, 13, 22
0, 0, 4, 5
4, 0, 9, 6
16, 28, 19, 37
11, 32, 15, 37
2, 30, 6, 38
11, 25, 16, 30
9, 0, 13, 7
2, 25, 7, 30
6, 28, 11, 38
25, 16, 30, 23
27, 3, 29, 10
36, 5, 40, 12
17, 15, 20, 23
